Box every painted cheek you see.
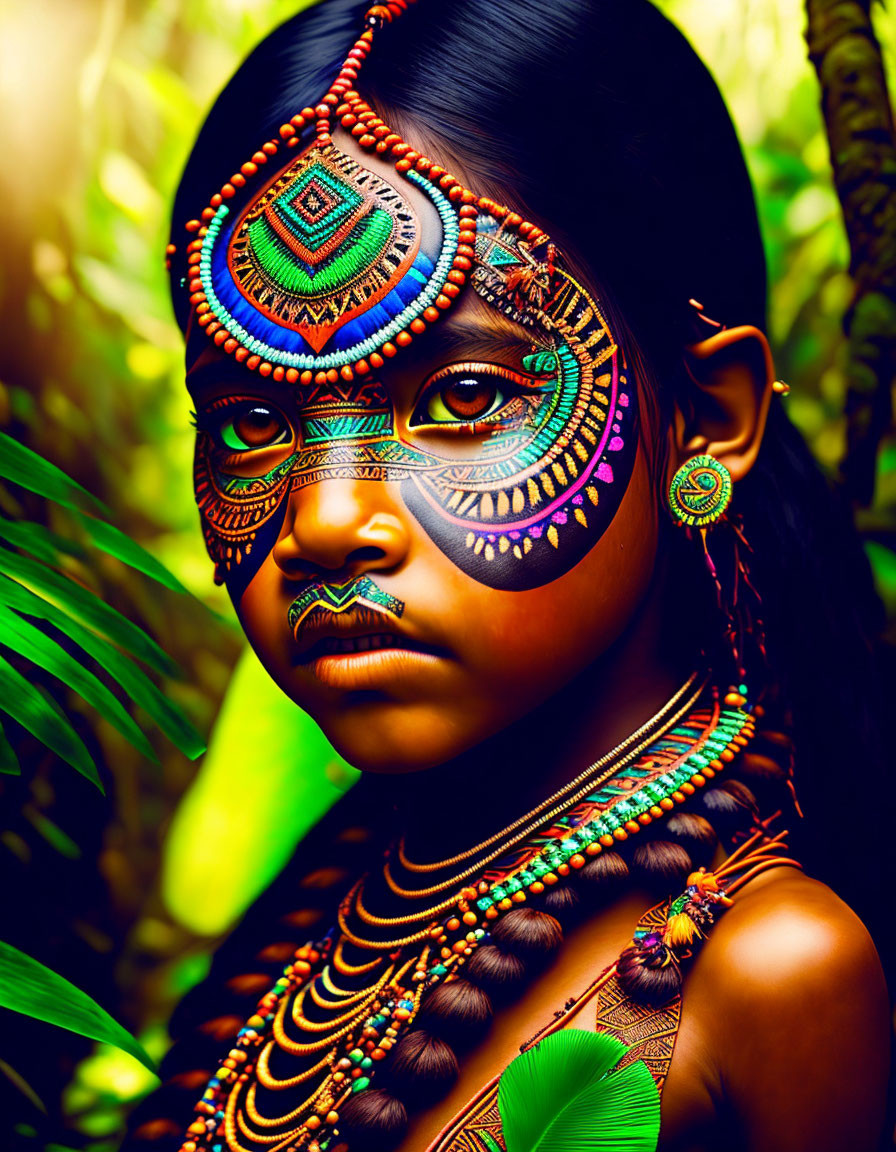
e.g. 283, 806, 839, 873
193, 435, 295, 602
399, 230, 639, 591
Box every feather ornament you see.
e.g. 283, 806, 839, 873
497, 1028, 660, 1152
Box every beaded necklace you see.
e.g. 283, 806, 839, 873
177, 682, 753, 1152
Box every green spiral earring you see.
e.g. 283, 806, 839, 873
668, 454, 732, 528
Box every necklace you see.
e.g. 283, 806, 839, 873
179, 683, 754, 1152
394, 672, 700, 877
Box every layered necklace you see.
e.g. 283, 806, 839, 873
177, 675, 755, 1152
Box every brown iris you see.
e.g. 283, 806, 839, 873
440, 377, 499, 420
217, 403, 291, 451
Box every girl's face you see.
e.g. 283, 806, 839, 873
186, 136, 663, 772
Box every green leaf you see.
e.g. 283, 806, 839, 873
24, 809, 81, 860
0, 544, 178, 678
0, 1056, 47, 1115
0, 652, 102, 790
0, 518, 85, 566
0, 942, 157, 1075
0, 575, 204, 759
498, 1029, 660, 1152
0, 603, 157, 761
75, 513, 188, 593
0, 431, 108, 518
0, 720, 20, 775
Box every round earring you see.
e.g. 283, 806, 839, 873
668, 454, 732, 528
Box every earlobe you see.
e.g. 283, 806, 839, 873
671, 325, 775, 484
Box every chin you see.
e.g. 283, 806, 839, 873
309, 697, 491, 776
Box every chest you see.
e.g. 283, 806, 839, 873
390, 894, 719, 1152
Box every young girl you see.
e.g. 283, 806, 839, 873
128, 0, 890, 1148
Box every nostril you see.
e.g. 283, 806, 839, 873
351, 545, 387, 564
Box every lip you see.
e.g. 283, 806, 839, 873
291, 605, 447, 689
303, 645, 447, 691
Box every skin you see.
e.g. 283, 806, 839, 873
185, 129, 889, 1151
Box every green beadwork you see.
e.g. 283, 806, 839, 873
668, 454, 733, 527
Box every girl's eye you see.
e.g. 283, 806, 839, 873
425, 376, 506, 423
411, 362, 552, 428
216, 405, 292, 451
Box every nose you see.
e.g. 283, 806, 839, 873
272, 476, 411, 578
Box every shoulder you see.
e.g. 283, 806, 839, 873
697, 865, 884, 1004
687, 866, 890, 1151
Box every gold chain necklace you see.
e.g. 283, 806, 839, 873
396, 671, 700, 875
339, 676, 706, 950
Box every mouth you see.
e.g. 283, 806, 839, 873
290, 606, 447, 691
298, 629, 437, 662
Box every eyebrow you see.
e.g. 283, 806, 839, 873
432, 316, 538, 361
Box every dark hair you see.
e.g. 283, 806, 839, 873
164, 0, 891, 1113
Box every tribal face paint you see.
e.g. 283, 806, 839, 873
191, 208, 637, 597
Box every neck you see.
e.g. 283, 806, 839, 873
398, 569, 696, 865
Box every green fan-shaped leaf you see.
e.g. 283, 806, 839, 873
0, 942, 156, 1075
0, 545, 177, 678
0, 575, 204, 760
0, 652, 101, 790
498, 1029, 660, 1152
0, 432, 108, 518
74, 513, 188, 593
0, 603, 157, 761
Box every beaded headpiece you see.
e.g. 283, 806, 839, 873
175, 0, 638, 596
171, 0, 552, 387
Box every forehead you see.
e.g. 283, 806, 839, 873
185, 275, 539, 403
182, 127, 574, 406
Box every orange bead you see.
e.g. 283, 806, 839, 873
340, 365, 354, 381
410, 318, 426, 333
423, 306, 440, 322
241, 161, 258, 177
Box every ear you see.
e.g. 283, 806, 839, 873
670, 325, 775, 484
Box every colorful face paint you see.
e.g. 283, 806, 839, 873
179, 3, 636, 598
287, 576, 405, 634
192, 212, 637, 596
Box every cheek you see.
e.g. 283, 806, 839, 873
447, 445, 659, 703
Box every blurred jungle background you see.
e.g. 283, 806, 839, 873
0, 0, 894, 1148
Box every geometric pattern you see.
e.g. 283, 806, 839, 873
229, 145, 419, 353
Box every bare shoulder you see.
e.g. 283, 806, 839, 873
698, 865, 884, 1002
687, 865, 890, 1152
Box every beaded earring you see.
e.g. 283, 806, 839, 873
668, 450, 765, 684
667, 454, 732, 529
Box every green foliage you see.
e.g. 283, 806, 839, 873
0, 432, 205, 786
0, 943, 157, 1076
498, 1029, 660, 1152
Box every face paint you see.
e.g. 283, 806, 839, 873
192, 210, 638, 597
287, 575, 405, 634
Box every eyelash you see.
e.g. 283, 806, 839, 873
410, 362, 553, 428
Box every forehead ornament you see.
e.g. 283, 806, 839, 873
173, 0, 549, 386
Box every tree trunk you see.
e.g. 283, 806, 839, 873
805, 0, 896, 505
